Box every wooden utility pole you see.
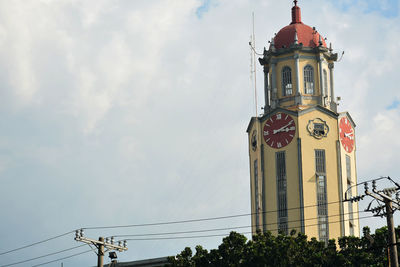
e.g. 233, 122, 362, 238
74, 230, 128, 267
385, 199, 399, 267
97, 237, 104, 267
345, 177, 399, 267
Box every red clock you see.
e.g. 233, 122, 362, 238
339, 117, 354, 153
263, 112, 296, 149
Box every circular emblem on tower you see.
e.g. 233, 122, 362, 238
307, 118, 329, 139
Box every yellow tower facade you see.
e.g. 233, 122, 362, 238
247, 1, 359, 243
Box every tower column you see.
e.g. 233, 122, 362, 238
329, 63, 335, 100
270, 59, 278, 109
329, 63, 337, 112
318, 56, 324, 106
263, 66, 270, 112
294, 53, 301, 105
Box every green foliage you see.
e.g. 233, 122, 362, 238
167, 226, 400, 267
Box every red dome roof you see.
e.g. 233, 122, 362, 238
274, 3, 327, 49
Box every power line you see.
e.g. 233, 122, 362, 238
83, 200, 342, 230
31, 249, 93, 267
124, 214, 375, 241
112, 210, 367, 238
2, 213, 373, 267
0, 199, 351, 258
0, 231, 75, 256
0, 244, 86, 267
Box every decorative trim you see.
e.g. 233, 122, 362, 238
336, 140, 345, 236
298, 105, 338, 118
261, 144, 267, 233
275, 54, 318, 63
297, 138, 305, 233
279, 96, 296, 103
307, 118, 329, 139
301, 95, 318, 100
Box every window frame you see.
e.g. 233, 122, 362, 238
315, 149, 329, 244
304, 65, 315, 95
281, 66, 293, 97
276, 151, 288, 234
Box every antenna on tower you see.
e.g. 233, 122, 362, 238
250, 12, 258, 117
337, 51, 345, 62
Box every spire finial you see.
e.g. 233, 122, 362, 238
291, 1, 302, 24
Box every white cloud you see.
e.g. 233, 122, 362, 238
0, 0, 399, 265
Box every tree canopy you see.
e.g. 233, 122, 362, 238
167, 226, 399, 267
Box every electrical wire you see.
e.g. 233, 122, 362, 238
0, 199, 347, 257
124, 214, 375, 241
1, 212, 374, 267
112, 210, 367, 238
30, 249, 93, 267
83, 200, 342, 230
0, 244, 86, 267
0, 231, 75, 256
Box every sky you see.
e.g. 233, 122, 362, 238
0, 0, 399, 266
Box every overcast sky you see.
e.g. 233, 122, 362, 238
0, 0, 399, 266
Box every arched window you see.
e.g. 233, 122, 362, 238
281, 66, 292, 96
323, 69, 328, 96
304, 65, 314, 94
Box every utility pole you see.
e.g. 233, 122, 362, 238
97, 237, 104, 267
345, 176, 400, 267
74, 229, 128, 267
385, 199, 398, 267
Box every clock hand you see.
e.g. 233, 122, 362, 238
273, 121, 293, 134
282, 126, 295, 132
344, 132, 354, 139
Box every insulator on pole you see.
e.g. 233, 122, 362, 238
364, 182, 369, 192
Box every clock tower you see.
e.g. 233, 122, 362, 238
247, 1, 359, 243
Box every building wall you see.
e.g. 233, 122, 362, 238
248, 108, 360, 240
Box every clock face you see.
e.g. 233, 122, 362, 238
339, 117, 354, 153
263, 112, 296, 149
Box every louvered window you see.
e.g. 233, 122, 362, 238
282, 66, 293, 96
276, 151, 288, 234
304, 65, 314, 94
315, 150, 328, 244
